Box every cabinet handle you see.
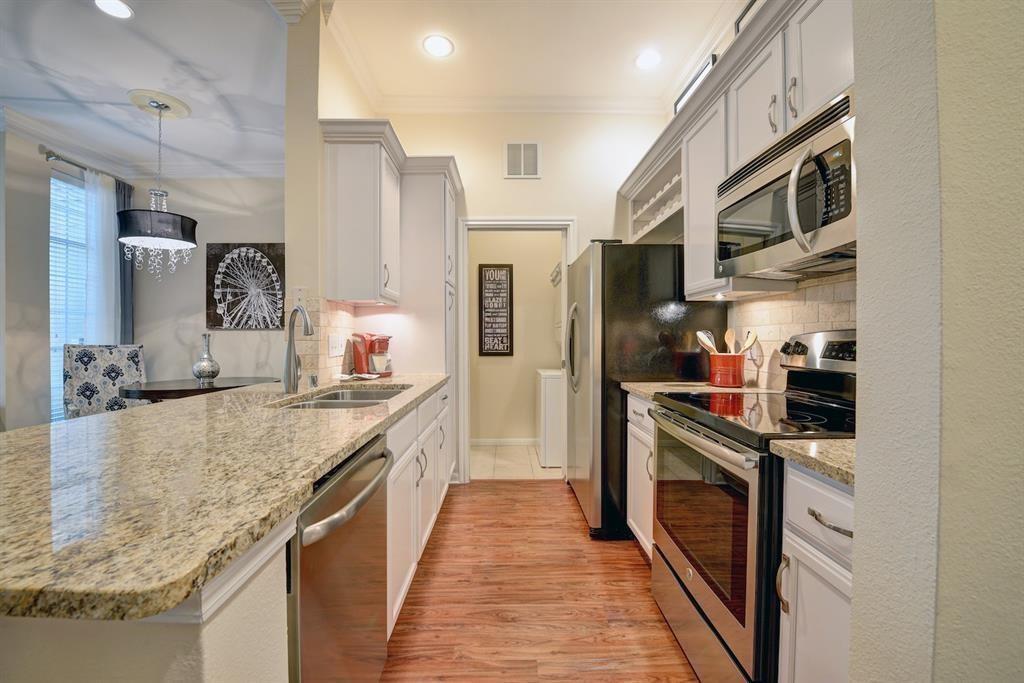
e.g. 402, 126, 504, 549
776, 553, 790, 614
768, 94, 778, 133
645, 451, 653, 481
807, 507, 854, 538
447, 254, 453, 274
632, 408, 645, 419
383, 263, 390, 288
439, 425, 446, 448
787, 77, 798, 118
448, 291, 454, 310
416, 450, 426, 486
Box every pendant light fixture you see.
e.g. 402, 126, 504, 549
118, 90, 198, 277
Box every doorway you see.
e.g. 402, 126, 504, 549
456, 219, 578, 482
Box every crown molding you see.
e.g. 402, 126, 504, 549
319, 118, 407, 167
265, 0, 316, 24
377, 94, 667, 116
402, 156, 463, 195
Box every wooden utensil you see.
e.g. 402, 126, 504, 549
725, 329, 737, 354
738, 331, 758, 355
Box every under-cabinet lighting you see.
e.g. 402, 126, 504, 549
714, 293, 726, 300
635, 48, 662, 71
94, 0, 133, 19
423, 34, 455, 58
674, 54, 717, 115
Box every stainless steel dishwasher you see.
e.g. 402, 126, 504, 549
287, 433, 392, 682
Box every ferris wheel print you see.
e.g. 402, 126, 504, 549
213, 247, 284, 329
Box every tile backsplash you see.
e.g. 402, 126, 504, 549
727, 271, 856, 389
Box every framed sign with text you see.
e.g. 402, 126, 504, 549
478, 264, 513, 356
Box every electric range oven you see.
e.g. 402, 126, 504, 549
649, 330, 856, 682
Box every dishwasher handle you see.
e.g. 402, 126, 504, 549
300, 448, 393, 547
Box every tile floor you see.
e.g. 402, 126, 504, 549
470, 445, 564, 480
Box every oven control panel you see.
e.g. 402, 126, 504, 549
780, 330, 856, 373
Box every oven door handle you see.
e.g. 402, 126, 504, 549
786, 145, 815, 254
649, 408, 758, 471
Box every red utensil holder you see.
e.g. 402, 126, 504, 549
709, 353, 745, 388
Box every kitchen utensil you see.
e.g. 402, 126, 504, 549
738, 331, 758, 355
725, 329, 737, 354
697, 330, 719, 355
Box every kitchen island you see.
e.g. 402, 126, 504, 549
0, 374, 447, 680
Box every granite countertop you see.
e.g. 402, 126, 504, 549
620, 381, 784, 401
770, 439, 856, 487
0, 373, 447, 620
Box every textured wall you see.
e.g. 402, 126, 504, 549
932, 0, 1024, 679
727, 271, 855, 389
849, 0, 943, 679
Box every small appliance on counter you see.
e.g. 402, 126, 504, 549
648, 329, 856, 682
352, 333, 393, 377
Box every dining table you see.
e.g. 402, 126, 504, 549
119, 377, 280, 402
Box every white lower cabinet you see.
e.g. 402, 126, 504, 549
386, 442, 419, 638
416, 421, 439, 556
437, 406, 451, 503
626, 422, 654, 559
777, 462, 854, 682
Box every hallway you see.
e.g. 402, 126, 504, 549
381, 480, 696, 681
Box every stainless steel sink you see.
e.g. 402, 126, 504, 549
283, 387, 406, 410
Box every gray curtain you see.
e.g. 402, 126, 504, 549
115, 180, 134, 344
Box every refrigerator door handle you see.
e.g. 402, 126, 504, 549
566, 302, 580, 393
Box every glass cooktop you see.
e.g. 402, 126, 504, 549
653, 391, 855, 450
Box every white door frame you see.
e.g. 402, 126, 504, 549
456, 217, 579, 483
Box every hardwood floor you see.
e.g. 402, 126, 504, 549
382, 480, 697, 682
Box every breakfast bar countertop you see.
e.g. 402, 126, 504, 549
0, 374, 448, 620
770, 439, 856, 487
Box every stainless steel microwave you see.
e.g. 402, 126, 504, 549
715, 90, 856, 280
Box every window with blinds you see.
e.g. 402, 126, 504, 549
49, 172, 88, 421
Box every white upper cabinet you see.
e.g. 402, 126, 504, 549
683, 96, 729, 299
784, 0, 854, 127
444, 182, 457, 286
728, 33, 785, 171
321, 120, 407, 306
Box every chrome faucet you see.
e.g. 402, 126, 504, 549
283, 304, 314, 394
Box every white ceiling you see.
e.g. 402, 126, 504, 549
0, 0, 286, 178
330, 0, 742, 114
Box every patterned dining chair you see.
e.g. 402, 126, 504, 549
63, 344, 150, 419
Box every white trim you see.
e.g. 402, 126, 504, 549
458, 217, 576, 484
265, 0, 316, 23
319, 119, 408, 167
470, 438, 539, 447
144, 512, 297, 624
381, 94, 667, 115
402, 156, 464, 195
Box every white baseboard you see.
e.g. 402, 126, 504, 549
470, 438, 539, 447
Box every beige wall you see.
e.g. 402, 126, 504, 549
132, 176, 286, 383
727, 271, 855, 389
319, 15, 377, 120
2, 130, 51, 430
387, 111, 667, 253
469, 230, 561, 441
932, 0, 1023, 679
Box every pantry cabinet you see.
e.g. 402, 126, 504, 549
784, 0, 854, 126
625, 393, 655, 559
321, 120, 407, 306
727, 33, 785, 170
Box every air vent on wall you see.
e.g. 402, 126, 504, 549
505, 142, 541, 179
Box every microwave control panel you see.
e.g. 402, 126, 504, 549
818, 140, 853, 226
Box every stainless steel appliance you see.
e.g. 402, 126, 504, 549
565, 240, 726, 538
649, 330, 856, 681
716, 90, 856, 281
287, 434, 392, 681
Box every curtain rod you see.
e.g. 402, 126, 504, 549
37, 145, 132, 187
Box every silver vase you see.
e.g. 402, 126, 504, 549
192, 333, 221, 384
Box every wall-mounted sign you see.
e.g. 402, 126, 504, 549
478, 264, 513, 356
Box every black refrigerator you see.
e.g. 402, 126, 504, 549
565, 241, 727, 538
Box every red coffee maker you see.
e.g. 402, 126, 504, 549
352, 333, 393, 377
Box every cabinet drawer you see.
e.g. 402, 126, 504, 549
417, 391, 441, 435
785, 463, 854, 566
387, 410, 418, 459
626, 394, 655, 434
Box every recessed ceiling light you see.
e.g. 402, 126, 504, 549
635, 48, 662, 71
423, 34, 454, 58
95, 0, 134, 19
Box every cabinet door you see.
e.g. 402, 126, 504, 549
626, 423, 654, 559
380, 150, 401, 302
416, 424, 438, 555
728, 33, 785, 169
784, 0, 854, 127
682, 96, 731, 300
777, 533, 853, 683
445, 283, 457, 373
445, 405, 457, 481
444, 181, 457, 286
437, 407, 451, 503
387, 442, 419, 638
